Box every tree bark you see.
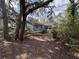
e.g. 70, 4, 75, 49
19, 15, 26, 41
19, 0, 26, 41
1, 0, 9, 40
15, 15, 21, 40
15, 0, 22, 40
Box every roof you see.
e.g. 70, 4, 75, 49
33, 22, 52, 27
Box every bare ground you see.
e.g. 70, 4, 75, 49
0, 33, 79, 59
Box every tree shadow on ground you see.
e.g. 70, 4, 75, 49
0, 33, 79, 59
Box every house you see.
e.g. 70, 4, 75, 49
26, 15, 53, 32
26, 21, 52, 33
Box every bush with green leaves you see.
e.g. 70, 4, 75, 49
50, 26, 58, 38
51, 1, 79, 48
51, 20, 79, 48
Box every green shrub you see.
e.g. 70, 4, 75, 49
50, 21, 79, 48
50, 0, 79, 50
50, 24, 66, 39
0, 28, 3, 32
50, 27, 58, 38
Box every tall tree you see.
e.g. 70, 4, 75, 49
19, 0, 26, 41
1, 0, 9, 40
15, 0, 22, 40
69, 0, 75, 16
19, 0, 53, 41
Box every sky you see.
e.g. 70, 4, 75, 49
28, 0, 70, 19
4, 0, 78, 22
5, 0, 69, 12
5, 0, 72, 16
54, 0, 69, 6
52, 0, 69, 15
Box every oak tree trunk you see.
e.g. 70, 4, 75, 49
1, 0, 9, 40
15, 15, 21, 40
19, 0, 26, 41
15, 0, 22, 40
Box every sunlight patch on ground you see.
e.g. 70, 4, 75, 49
48, 49, 54, 53
36, 57, 44, 59
30, 36, 47, 41
55, 47, 60, 50
16, 53, 30, 59
3, 40, 18, 46
3, 41, 12, 46
74, 52, 79, 58
30, 36, 54, 42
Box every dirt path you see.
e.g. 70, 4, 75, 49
0, 33, 79, 59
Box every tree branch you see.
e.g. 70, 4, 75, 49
25, 0, 53, 15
